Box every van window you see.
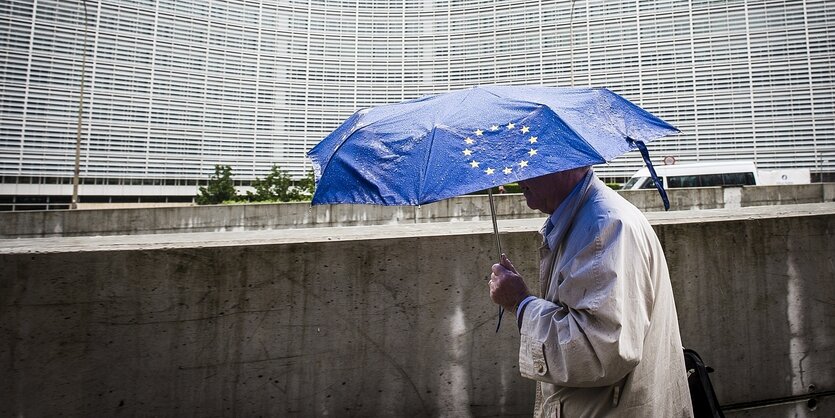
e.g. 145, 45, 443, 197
623, 177, 642, 189
668, 175, 698, 188
640, 177, 662, 189
700, 174, 723, 187
667, 172, 755, 188
723, 172, 755, 186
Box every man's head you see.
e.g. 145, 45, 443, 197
518, 166, 591, 214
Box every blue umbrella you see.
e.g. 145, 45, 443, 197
307, 85, 676, 329
309, 86, 672, 207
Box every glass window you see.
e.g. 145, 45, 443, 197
699, 174, 723, 187
623, 177, 642, 189
668, 175, 698, 188
723, 172, 755, 186
640, 177, 663, 189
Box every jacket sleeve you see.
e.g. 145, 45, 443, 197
518, 217, 654, 387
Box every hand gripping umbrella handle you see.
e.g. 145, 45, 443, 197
488, 188, 505, 333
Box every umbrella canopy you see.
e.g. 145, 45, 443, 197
308, 85, 678, 206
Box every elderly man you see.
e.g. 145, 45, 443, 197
489, 166, 693, 417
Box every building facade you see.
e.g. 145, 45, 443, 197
1, 0, 833, 209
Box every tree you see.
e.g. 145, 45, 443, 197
196, 165, 238, 205
296, 169, 316, 198
248, 165, 302, 202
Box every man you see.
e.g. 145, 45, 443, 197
489, 166, 693, 417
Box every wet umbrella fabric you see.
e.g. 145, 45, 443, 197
307, 85, 678, 331
308, 86, 677, 208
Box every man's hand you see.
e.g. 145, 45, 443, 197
489, 254, 531, 312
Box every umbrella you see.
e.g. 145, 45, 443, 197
307, 85, 676, 329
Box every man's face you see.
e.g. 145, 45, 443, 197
518, 168, 589, 215
518, 174, 557, 214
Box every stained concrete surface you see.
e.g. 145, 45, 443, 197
3, 184, 834, 239
1, 203, 834, 416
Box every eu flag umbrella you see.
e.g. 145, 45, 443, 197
307, 85, 677, 329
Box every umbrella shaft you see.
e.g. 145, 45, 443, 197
488, 188, 503, 259
488, 188, 505, 332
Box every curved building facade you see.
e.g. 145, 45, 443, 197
0, 0, 833, 208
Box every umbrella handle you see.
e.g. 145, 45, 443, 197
488, 188, 503, 258
488, 189, 505, 333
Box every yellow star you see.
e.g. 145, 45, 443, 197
506, 122, 515, 129
519, 160, 529, 168
475, 129, 484, 136
520, 126, 530, 134
503, 167, 512, 175
485, 168, 495, 175
528, 148, 538, 156
490, 125, 499, 131
463, 149, 473, 156
529, 136, 538, 144
464, 137, 474, 145
470, 160, 480, 168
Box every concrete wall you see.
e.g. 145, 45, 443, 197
619, 183, 835, 212
1, 203, 833, 417
0, 193, 543, 238
3, 183, 835, 238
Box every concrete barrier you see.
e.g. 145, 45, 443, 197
1, 203, 833, 417
0, 194, 541, 238
2, 184, 835, 238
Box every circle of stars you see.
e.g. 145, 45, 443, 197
461, 122, 538, 177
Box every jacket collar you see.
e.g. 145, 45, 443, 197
542, 169, 595, 251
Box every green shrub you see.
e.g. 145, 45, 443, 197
196, 165, 239, 205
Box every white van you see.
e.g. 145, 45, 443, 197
622, 160, 759, 190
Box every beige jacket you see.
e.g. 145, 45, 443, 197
518, 172, 693, 417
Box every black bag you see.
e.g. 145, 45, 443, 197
684, 348, 725, 418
